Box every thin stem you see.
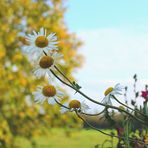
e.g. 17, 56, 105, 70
75, 111, 147, 146
54, 98, 105, 116
112, 95, 148, 119
50, 69, 146, 125
54, 98, 69, 109
54, 65, 74, 86
80, 109, 105, 116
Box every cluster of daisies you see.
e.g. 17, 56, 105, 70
21, 28, 124, 114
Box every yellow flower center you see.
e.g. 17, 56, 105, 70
104, 87, 113, 96
69, 100, 81, 109
42, 85, 56, 97
35, 36, 48, 48
39, 56, 54, 68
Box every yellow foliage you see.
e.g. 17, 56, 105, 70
19, 112, 26, 118
0, 0, 82, 147
13, 53, 23, 62
19, 78, 27, 86
0, 51, 6, 59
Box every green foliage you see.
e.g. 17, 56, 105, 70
14, 128, 118, 148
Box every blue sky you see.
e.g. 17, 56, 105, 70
64, 0, 148, 110
65, 0, 148, 31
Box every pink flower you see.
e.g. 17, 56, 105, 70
141, 90, 148, 100
136, 142, 142, 148
116, 127, 124, 137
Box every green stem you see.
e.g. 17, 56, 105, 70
75, 111, 146, 145
113, 95, 148, 119
54, 98, 105, 116
54, 65, 74, 86
50, 69, 146, 125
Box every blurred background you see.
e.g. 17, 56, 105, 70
0, 0, 148, 147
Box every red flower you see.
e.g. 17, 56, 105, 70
116, 127, 124, 137
141, 91, 148, 100
136, 142, 142, 148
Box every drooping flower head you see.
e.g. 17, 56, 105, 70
33, 51, 63, 78
60, 99, 90, 113
23, 28, 58, 59
102, 83, 124, 105
141, 90, 148, 100
33, 84, 63, 105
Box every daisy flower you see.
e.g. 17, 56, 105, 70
60, 99, 90, 113
33, 84, 63, 104
101, 83, 124, 105
23, 28, 58, 59
33, 52, 63, 78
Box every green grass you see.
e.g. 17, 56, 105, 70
15, 128, 118, 148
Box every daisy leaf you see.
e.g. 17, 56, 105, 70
72, 81, 82, 94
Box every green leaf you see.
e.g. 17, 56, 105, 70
72, 81, 82, 94
135, 92, 139, 98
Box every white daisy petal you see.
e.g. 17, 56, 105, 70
63, 102, 69, 108
57, 90, 64, 97
47, 33, 56, 39
54, 96, 61, 102
39, 28, 44, 35
33, 52, 63, 79
60, 107, 68, 114
33, 31, 38, 36
102, 96, 112, 106
60, 99, 90, 113
81, 101, 90, 112
102, 83, 124, 105
23, 28, 58, 60
48, 98, 56, 105
33, 84, 64, 105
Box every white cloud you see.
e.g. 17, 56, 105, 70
75, 28, 148, 80
69, 28, 148, 111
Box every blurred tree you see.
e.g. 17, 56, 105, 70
0, 0, 82, 147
